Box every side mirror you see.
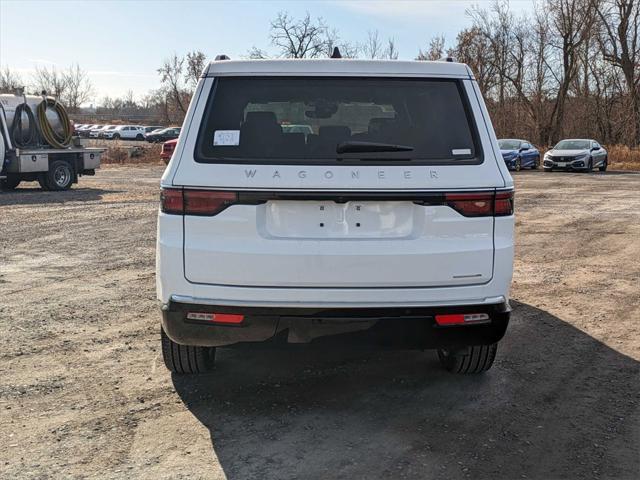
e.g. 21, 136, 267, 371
591, 146, 600, 151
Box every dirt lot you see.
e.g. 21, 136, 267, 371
1, 166, 638, 479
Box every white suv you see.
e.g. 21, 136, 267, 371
157, 58, 514, 375
105, 125, 146, 140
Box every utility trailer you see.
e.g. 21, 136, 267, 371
0, 93, 104, 191
0, 144, 103, 191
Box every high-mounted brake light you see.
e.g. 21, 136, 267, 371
160, 188, 237, 216
435, 313, 490, 326
186, 312, 244, 324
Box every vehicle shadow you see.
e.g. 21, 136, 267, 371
0, 187, 121, 205
172, 301, 639, 480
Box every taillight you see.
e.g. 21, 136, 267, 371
445, 191, 514, 217
160, 188, 183, 214
184, 190, 237, 215
445, 193, 493, 217
494, 191, 514, 216
160, 188, 237, 216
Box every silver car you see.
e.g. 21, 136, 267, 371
543, 139, 608, 172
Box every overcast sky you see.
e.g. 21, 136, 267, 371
1, 0, 534, 102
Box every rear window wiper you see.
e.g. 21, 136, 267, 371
336, 141, 414, 154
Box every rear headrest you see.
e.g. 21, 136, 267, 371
319, 126, 351, 139
244, 111, 279, 126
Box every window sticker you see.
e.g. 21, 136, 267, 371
213, 130, 240, 146
452, 148, 472, 155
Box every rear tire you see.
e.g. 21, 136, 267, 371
113, 133, 121, 140
0, 176, 20, 190
45, 160, 73, 191
136, 134, 144, 141
544, 167, 553, 172
599, 156, 608, 172
161, 328, 216, 374
437, 344, 498, 374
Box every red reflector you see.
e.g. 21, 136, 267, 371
435, 314, 465, 325
186, 312, 244, 324
212, 313, 245, 324
435, 313, 490, 326
184, 190, 237, 216
160, 188, 183, 214
445, 193, 493, 217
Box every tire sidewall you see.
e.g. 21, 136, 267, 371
47, 160, 73, 191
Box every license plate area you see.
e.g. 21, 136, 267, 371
557, 162, 567, 167
262, 200, 416, 239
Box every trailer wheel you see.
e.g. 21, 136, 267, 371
0, 176, 21, 190
437, 343, 498, 374
161, 328, 216, 374
46, 160, 74, 191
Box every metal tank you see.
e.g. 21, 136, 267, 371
0, 94, 66, 144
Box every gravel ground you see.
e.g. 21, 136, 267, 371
0, 166, 638, 479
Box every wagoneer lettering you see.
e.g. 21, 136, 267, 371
157, 58, 514, 376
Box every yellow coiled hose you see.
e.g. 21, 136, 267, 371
37, 97, 72, 148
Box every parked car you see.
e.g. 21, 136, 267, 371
156, 57, 515, 376
146, 127, 180, 143
77, 124, 99, 137
104, 125, 146, 140
99, 125, 119, 138
498, 139, 540, 171
89, 125, 113, 138
543, 139, 608, 172
144, 126, 164, 135
160, 139, 177, 164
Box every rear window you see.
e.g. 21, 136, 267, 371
195, 77, 481, 165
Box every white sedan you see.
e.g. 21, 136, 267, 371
543, 139, 608, 172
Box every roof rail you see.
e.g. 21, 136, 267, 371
215, 54, 231, 61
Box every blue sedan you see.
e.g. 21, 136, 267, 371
498, 139, 540, 171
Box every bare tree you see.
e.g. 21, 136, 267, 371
270, 11, 332, 58
158, 54, 187, 114
417, 35, 446, 60
362, 30, 399, 59
545, 0, 598, 142
63, 63, 94, 112
32, 65, 67, 98
185, 50, 207, 89
0, 66, 23, 94
247, 46, 270, 59
385, 38, 399, 60
363, 30, 383, 59
597, 0, 640, 145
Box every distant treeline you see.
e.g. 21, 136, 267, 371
1, 0, 637, 147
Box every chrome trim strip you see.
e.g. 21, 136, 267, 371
170, 294, 506, 309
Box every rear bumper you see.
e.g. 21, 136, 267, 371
161, 300, 511, 349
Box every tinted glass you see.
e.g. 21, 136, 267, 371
555, 140, 590, 150
195, 77, 480, 164
499, 140, 521, 150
